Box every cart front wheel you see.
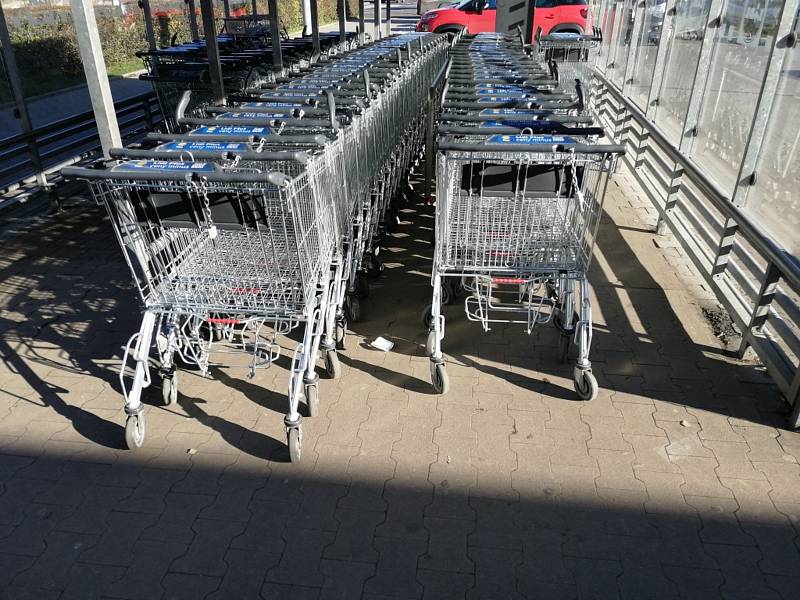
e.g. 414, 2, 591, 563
287, 427, 302, 463
324, 349, 342, 380
421, 304, 434, 329
356, 274, 370, 299
335, 319, 347, 350
124, 414, 145, 450
161, 373, 178, 406
574, 370, 598, 401
431, 361, 449, 395
425, 330, 436, 357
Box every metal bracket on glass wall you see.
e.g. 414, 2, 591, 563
645, 0, 676, 121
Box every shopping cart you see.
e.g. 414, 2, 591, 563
428, 134, 623, 399
63, 155, 336, 461
534, 27, 603, 86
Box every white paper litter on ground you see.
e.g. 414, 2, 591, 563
370, 337, 395, 352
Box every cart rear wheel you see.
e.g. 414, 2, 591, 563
305, 383, 319, 417
356, 274, 370, 299
558, 334, 571, 364
441, 281, 454, 305
324, 349, 342, 380
574, 370, 598, 401
421, 304, 434, 329
124, 414, 145, 450
431, 362, 449, 395
335, 319, 347, 350
287, 427, 302, 462
346, 296, 362, 322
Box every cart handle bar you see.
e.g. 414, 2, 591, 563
437, 141, 626, 155
109, 147, 310, 164
62, 165, 292, 186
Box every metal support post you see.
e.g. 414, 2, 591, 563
338, 0, 347, 43
310, 0, 321, 53
385, 0, 391, 37
645, 0, 676, 121
186, 0, 199, 40
523, 0, 535, 45
678, 0, 723, 155
140, 0, 157, 50
359, 0, 365, 43
223, 0, 230, 17
199, 0, 226, 104
302, 0, 312, 35
70, 0, 122, 157
268, 0, 284, 69
374, 0, 383, 40
252, 0, 259, 18
0, 5, 47, 185
739, 262, 781, 357
711, 218, 738, 277
730, 0, 800, 209
655, 162, 683, 235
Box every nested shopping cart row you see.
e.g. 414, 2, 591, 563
64, 32, 448, 462
139, 15, 360, 132
425, 32, 623, 402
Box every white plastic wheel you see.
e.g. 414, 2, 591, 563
425, 330, 436, 357
287, 427, 302, 462
431, 362, 449, 395
574, 370, 599, 402
347, 296, 362, 323
324, 350, 342, 380
335, 321, 347, 350
124, 414, 145, 450
161, 373, 178, 406
305, 383, 319, 417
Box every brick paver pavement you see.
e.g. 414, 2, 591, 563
0, 162, 798, 599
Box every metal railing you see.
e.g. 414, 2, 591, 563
0, 91, 162, 199
589, 0, 800, 426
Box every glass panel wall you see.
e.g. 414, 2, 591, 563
654, 0, 712, 145
608, 0, 637, 88
689, 0, 784, 193
742, 8, 800, 257
628, 0, 668, 108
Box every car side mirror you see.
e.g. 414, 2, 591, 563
474, 0, 488, 13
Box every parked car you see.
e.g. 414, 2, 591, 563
415, 0, 588, 36
417, 0, 455, 15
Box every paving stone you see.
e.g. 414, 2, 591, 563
140, 492, 214, 544
364, 537, 426, 599
671, 455, 733, 499
704, 440, 766, 481
262, 582, 321, 599
765, 575, 800, 600
59, 563, 126, 600
625, 434, 679, 473
0, 503, 75, 557
231, 499, 297, 554
161, 572, 220, 600
323, 508, 383, 563
662, 565, 723, 600
0, 478, 58, 526
468, 497, 522, 551
467, 546, 524, 600
170, 517, 245, 577
319, 559, 375, 600
0, 552, 36, 590
591, 448, 645, 492
753, 462, 800, 504
105, 539, 188, 600
568, 556, 623, 600
265, 527, 336, 588
116, 468, 186, 515
685, 495, 754, 546
11, 529, 98, 592
705, 544, 781, 600
294, 481, 348, 532
417, 568, 474, 600
206, 549, 279, 600
419, 516, 474, 573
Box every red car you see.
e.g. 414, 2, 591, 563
416, 0, 588, 36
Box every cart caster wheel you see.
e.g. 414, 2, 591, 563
574, 369, 598, 401
442, 281, 454, 305
305, 383, 320, 417
425, 330, 436, 357
324, 349, 342, 380
287, 426, 302, 462
124, 414, 145, 450
161, 373, 178, 406
558, 334, 571, 364
346, 296, 362, 322
431, 361, 449, 395
334, 319, 347, 350
421, 304, 434, 329
356, 274, 370, 299
366, 255, 384, 278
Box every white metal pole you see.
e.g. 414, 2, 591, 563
69, 0, 122, 157
302, 0, 312, 35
